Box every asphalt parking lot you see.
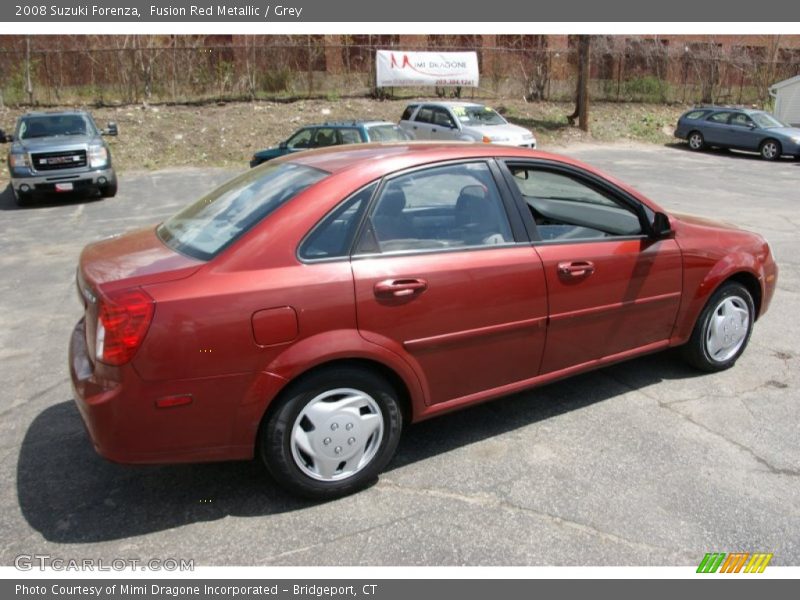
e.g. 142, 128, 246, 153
1, 143, 798, 567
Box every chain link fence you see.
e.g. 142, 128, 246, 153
1, 35, 799, 107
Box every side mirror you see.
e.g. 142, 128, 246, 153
279, 141, 288, 149
650, 211, 672, 238
103, 122, 118, 136
748, 122, 757, 129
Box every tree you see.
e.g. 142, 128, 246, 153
567, 35, 591, 132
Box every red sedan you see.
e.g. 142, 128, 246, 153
69, 143, 778, 498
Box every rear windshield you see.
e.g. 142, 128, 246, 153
366, 124, 410, 142
157, 162, 328, 260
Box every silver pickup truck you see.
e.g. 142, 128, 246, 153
2, 110, 118, 206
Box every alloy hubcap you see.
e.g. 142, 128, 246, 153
690, 134, 702, 149
763, 143, 777, 159
290, 388, 384, 481
705, 296, 749, 362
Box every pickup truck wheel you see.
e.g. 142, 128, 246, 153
100, 181, 118, 198
259, 366, 403, 500
14, 189, 33, 207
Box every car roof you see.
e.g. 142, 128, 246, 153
20, 110, 90, 118
409, 101, 484, 109
285, 142, 585, 177
693, 106, 764, 115
301, 120, 395, 128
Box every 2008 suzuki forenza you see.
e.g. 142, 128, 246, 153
69, 143, 778, 499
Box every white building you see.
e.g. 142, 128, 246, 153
769, 75, 800, 126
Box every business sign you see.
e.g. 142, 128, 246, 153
376, 50, 479, 88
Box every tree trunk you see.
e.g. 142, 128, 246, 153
567, 35, 591, 132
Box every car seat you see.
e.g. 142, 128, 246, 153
372, 188, 415, 242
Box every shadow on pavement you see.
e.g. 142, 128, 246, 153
0, 183, 102, 211
18, 349, 701, 544
664, 142, 797, 163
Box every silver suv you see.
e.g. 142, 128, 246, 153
2, 111, 118, 206
399, 101, 536, 148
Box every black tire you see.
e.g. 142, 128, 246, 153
100, 180, 118, 198
14, 189, 32, 207
681, 282, 755, 372
687, 131, 705, 151
259, 366, 403, 500
759, 139, 782, 161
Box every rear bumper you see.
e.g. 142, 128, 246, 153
69, 319, 285, 464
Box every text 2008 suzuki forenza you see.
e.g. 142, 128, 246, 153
70, 143, 777, 499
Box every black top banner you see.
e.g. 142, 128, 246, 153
3, 0, 800, 22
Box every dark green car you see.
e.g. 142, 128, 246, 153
250, 120, 410, 167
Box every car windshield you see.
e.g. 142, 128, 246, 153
453, 106, 506, 126
18, 114, 95, 139
366, 124, 410, 142
751, 112, 788, 129
157, 162, 328, 260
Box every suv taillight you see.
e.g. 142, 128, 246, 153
96, 289, 155, 366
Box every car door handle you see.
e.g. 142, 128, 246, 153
557, 261, 595, 277
374, 278, 428, 298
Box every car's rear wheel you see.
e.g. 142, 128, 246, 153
682, 282, 754, 372
259, 366, 403, 499
687, 131, 705, 151
759, 139, 782, 161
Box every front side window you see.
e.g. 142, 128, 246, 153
730, 113, 754, 127
507, 166, 642, 241
158, 162, 328, 260
432, 108, 456, 128
313, 128, 339, 148
356, 162, 513, 254
286, 128, 314, 150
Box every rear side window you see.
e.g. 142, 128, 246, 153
683, 110, 707, 120
366, 124, 409, 142
707, 112, 732, 123
356, 162, 513, 254
415, 107, 434, 123
158, 163, 328, 260
299, 183, 376, 260
400, 105, 418, 121
339, 128, 362, 144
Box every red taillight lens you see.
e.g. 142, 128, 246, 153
96, 288, 155, 366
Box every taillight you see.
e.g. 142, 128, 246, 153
96, 288, 155, 366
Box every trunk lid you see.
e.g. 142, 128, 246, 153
77, 226, 204, 364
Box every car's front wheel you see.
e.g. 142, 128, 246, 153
682, 281, 755, 372
259, 366, 403, 499
687, 131, 705, 151
100, 180, 118, 198
760, 139, 782, 161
